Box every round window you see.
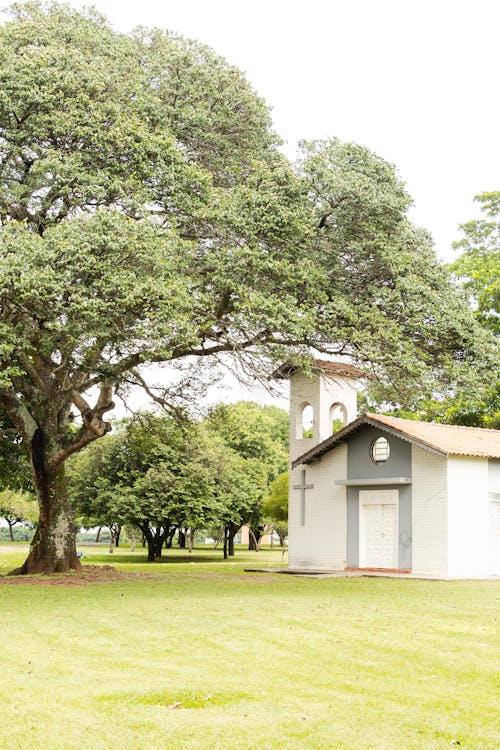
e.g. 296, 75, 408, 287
370, 437, 390, 464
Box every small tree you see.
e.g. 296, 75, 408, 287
262, 472, 289, 553
366, 193, 500, 427
206, 402, 288, 549
70, 415, 223, 562
211, 451, 268, 559
451, 192, 500, 337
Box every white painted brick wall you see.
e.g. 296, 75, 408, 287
411, 446, 448, 577
288, 444, 347, 570
447, 456, 490, 577
488, 459, 500, 574
288, 369, 353, 570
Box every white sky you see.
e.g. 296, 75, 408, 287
56, 0, 500, 261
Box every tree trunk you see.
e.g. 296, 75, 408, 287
248, 524, 264, 551
95, 526, 102, 543
127, 525, 136, 552
228, 527, 235, 556
165, 525, 176, 549
178, 529, 186, 548
115, 525, 121, 547
154, 531, 166, 560
10, 434, 81, 575
142, 526, 155, 562
188, 527, 195, 553
224, 522, 238, 558
147, 537, 155, 562
8, 521, 14, 542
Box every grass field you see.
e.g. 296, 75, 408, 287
0, 544, 499, 750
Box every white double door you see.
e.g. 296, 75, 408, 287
359, 490, 399, 569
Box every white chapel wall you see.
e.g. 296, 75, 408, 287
287, 367, 358, 571
447, 456, 489, 577
488, 460, 500, 574
288, 444, 347, 570
488, 459, 500, 493
411, 445, 448, 576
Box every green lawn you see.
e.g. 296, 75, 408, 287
0, 544, 499, 750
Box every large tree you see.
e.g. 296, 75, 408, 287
0, 3, 494, 574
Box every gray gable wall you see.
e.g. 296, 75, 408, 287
347, 425, 412, 480
346, 426, 412, 570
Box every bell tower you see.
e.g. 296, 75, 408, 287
274, 360, 365, 462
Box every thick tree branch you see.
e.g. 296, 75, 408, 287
48, 423, 110, 471
94, 378, 115, 416
0, 390, 38, 443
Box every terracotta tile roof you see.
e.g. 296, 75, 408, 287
273, 359, 367, 380
313, 360, 368, 379
293, 413, 500, 466
365, 413, 500, 458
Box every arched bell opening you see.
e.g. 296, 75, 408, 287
296, 402, 314, 440
329, 402, 347, 433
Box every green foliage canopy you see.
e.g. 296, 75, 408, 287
206, 402, 288, 481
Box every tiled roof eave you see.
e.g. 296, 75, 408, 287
292, 414, 500, 467
447, 450, 500, 458
292, 415, 447, 468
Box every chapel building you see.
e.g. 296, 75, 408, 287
274, 361, 500, 578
